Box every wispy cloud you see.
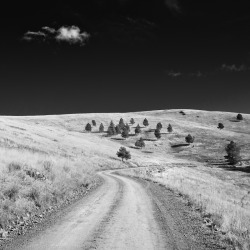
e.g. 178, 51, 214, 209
166, 70, 182, 77
23, 26, 90, 46
164, 0, 181, 13
221, 64, 250, 72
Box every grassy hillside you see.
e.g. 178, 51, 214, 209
0, 109, 250, 248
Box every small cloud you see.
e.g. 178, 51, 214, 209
189, 71, 204, 77
22, 25, 90, 46
167, 70, 182, 77
164, 0, 181, 13
221, 64, 249, 72
56, 26, 90, 45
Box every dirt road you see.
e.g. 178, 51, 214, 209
4, 170, 226, 250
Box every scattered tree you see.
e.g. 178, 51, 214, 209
185, 134, 195, 144
135, 124, 141, 134
92, 120, 96, 126
115, 125, 121, 134
130, 118, 135, 125
107, 121, 117, 136
154, 129, 161, 139
121, 128, 129, 139
167, 124, 173, 133
225, 141, 241, 165
85, 123, 92, 132
135, 137, 145, 149
125, 123, 130, 132
117, 147, 131, 162
119, 118, 125, 128
237, 113, 243, 121
217, 123, 224, 130
99, 123, 104, 132
156, 122, 162, 130
143, 118, 149, 127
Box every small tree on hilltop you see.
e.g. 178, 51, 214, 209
121, 128, 129, 139
135, 124, 141, 134
237, 114, 243, 121
130, 118, 135, 125
156, 122, 162, 130
225, 141, 241, 165
99, 123, 104, 132
218, 123, 224, 130
135, 137, 145, 149
85, 123, 92, 132
167, 124, 173, 133
92, 120, 96, 126
185, 134, 195, 144
115, 125, 121, 134
143, 118, 149, 127
119, 118, 125, 127
154, 129, 161, 139
107, 121, 116, 136
125, 123, 130, 132
117, 147, 131, 162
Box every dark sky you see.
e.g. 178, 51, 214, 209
1, 0, 250, 115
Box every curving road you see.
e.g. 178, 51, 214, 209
5, 170, 224, 250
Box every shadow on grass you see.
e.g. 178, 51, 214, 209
229, 119, 241, 123
142, 151, 154, 154
171, 143, 190, 148
129, 134, 137, 136
129, 146, 141, 149
144, 139, 157, 142
218, 165, 250, 174
111, 138, 126, 141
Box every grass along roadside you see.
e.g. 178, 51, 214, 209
118, 164, 250, 250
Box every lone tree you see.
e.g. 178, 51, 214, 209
121, 128, 129, 139
167, 124, 173, 133
119, 118, 125, 129
107, 121, 117, 136
143, 118, 149, 127
135, 137, 145, 149
117, 147, 131, 162
180, 111, 186, 115
218, 123, 224, 130
237, 113, 243, 121
99, 123, 104, 132
135, 124, 141, 134
92, 120, 96, 126
130, 118, 135, 125
154, 129, 161, 139
225, 141, 241, 165
185, 134, 195, 144
85, 123, 92, 132
156, 122, 162, 130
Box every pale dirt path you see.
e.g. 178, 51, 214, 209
8, 171, 168, 250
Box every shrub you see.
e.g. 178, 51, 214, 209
130, 118, 135, 125
218, 123, 224, 129
185, 134, 195, 143
135, 138, 145, 149
99, 123, 104, 132
135, 124, 141, 134
225, 141, 241, 165
7, 162, 22, 172
156, 122, 162, 130
237, 113, 243, 120
4, 184, 19, 200
167, 124, 173, 133
85, 123, 92, 132
154, 129, 161, 139
92, 120, 96, 126
180, 111, 186, 115
143, 118, 149, 127
116, 147, 131, 162
121, 128, 129, 139
107, 121, 116, 136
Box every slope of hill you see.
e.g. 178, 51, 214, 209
0, 109, 250, 248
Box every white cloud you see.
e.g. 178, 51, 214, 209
56, 26, 90, 45
167, 70, 182, 77
22, 26, 90, 46
221, 64, 249, 72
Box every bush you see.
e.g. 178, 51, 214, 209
167, 124, 173, 133
92, 120, 96, 126
130, 118, 135, 125
218, 123, 224, 129
180, 111, 186, 115
135, 124, 141, 134
99, 123, 104, 132
143, 118, 149, 127
154, 129, 161, 139
7, 162, 22, 172
135, 138, 145, 149
185, 134, 195, 143
116, 147, 131, 162
107, 121, 116, 136
121, 128, 129, 139
85, 123, 92, 132
237, 114, 243, 120
225, 141, 241, 165
156, 122, 162, 130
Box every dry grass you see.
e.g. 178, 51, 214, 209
1, 109, 250, 248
